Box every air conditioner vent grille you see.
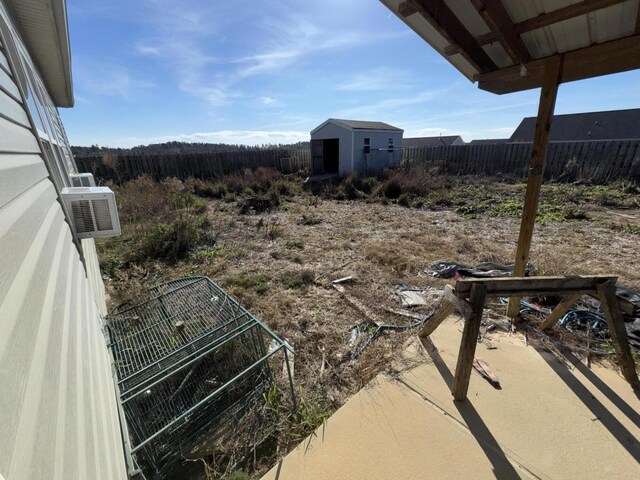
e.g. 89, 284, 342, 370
69, 173, 96, 188
61, 187, 121, 239
70, 199, 95, 233
92, 199, 114, 231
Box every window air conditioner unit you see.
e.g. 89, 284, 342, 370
69, 172, 96, 187
61, 187, 121, 239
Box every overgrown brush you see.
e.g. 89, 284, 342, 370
97, 175, 214, 287
194, 168, 302, 202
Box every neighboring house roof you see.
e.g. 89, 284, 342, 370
403, 135, 463, 147
510, 108, 640, 142
311, 118, 403, 135
5, 0, 73, 107
469, 138, 509, 145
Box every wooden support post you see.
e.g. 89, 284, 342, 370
596, 280, 639, 388
539, 293, 581, 330
507, 57, 563, 318
452, 283, 487, 401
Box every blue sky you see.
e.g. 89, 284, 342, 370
61, 0, 640, 147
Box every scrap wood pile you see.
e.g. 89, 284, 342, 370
426, 261, 640, 355
329, 261, 640, 371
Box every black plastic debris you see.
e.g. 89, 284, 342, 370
426, 261, 534, 279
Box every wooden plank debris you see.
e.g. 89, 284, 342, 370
332, 283, 383, 327
385, 307, 427, 321
332, 276, 354, 285
473, 357, 501, 388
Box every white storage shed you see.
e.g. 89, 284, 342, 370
310, 119, 403, 176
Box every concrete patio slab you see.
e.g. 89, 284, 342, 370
262, 317, 640, 480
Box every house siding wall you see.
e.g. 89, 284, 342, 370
310, 122, 353, 175
353, 130, 403, 173
0, 3, 126, 479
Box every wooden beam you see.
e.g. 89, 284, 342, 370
399, 0, 498, 73
419, 285, 472, 337
539, 294, 582, 330
444, 0, 627, 56
452, 283, 487, 401
471, 0, 531, 64
477, 34, 640, 94
516, 0, 627, 35
596, 279, 639, 388
506, 59, 562, 317
455, 275, 616, 299
398, 1, 418, 17
419, 301, 454, 337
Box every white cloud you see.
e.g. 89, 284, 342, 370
133, 0, 410, 107
74, 59, 155, 99
336, 67, 409, 92
116, 129, 309, 148
260, 96, 279, 106
336, 86, 455, 118
234, 28, 406, 80
406, 127, 455, 137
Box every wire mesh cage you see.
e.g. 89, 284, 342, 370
105, 276, 294, 477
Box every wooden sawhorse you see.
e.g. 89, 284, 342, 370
419, 276, 639, 400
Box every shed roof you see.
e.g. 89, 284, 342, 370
510, 107, 640, 142
404, 135, 463, 146
5, 0, 73, 107
380, 0, 640, 94
311, 118, 403, 135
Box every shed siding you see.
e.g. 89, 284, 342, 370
0, 2, 126, 479
353, 130, 403, 172
310, 122, 353, 175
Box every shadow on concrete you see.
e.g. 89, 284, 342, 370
271, 459, 283, 480
535, 347, 640, 463
565, 351, 640, 425
419, 337, 522, 479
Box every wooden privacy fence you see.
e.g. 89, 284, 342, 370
75, 148, 311, 183
75, 141, 640, 183
402, 140, 640, 182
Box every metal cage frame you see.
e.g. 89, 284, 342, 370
105, 276, 295, 476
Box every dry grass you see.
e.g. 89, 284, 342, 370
96, 170, 640, 478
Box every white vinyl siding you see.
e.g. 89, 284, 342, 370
0, 58, 19, 97
0, 2, 127, 479
0, 116, 41, 151
353, 130, 403, 172
0, 87, 29, 126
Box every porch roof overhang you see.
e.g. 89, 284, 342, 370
380, 0, 640, 94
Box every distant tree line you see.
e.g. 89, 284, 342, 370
71, 140, 311, 157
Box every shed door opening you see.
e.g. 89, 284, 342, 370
323, 138, 339, 174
